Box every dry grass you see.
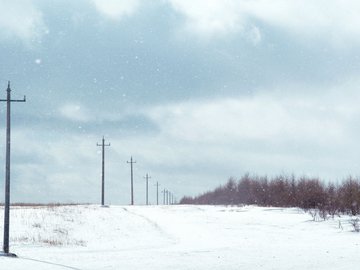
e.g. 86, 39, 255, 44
2, 204, 88, 247
0, 202, 89, 207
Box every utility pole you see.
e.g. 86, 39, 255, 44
144, 173, 151, 205
127, 156, 136, 205
0, 82, 25, 257
154, 181, 160, 205
97, 136, 110, 206
162, 188, 166, 205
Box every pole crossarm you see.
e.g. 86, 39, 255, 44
97, 143, 111, 147
1, 81, 26, 256
126, 157, 137, 164
97, 137, 111, 147
0, 99, 26, 102
0, 95, 26, 102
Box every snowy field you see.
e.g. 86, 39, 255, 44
0, 205, 359, 270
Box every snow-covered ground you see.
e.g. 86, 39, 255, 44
0, 205, 359, 270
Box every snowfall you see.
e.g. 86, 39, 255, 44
0, 205, 359, 270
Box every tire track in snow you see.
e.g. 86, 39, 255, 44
121, 207, 178, 245
18, 256, 83, 270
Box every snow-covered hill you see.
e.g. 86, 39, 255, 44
0, 205, 359, 270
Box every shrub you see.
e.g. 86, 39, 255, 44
180, 174, 360, 217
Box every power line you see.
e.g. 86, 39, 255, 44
96, 136, 110, 206
0, 82, 26, 256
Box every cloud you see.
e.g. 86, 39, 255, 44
0, 0, 47, 44
59, 103, 91, 122
240, 0, 360, 46
168, 0, 360, 46
147, 93, 348, 145
92, 0, 140, 20
1, 0, 357, 47
143, 79, 360, 180
169, 0, 243, 37
6, 79, 360, 203
246, 25, 261, 45
8, 130, 102, 203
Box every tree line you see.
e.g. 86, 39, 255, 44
180, 174, 360, 216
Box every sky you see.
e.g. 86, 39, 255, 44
1, 0, 360, 204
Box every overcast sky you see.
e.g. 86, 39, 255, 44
1, 0, 360, 204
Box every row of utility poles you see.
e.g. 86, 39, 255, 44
97, 137, 177, 206
0, 82, 177, 257
162, 189, 176, 205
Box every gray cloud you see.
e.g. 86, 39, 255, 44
0, 1, 360, 203
0, 0, 47, 45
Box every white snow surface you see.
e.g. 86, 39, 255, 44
0, 205, 359, 270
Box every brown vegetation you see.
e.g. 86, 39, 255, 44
0, 203, 88, 207
180, 174, 360, 216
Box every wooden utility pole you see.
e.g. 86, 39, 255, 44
127, 157, 136, 205
0, 82, 25, 256
97, 137, 110, 206
155, 181, 160, 205
144, 173, 151, 205
162, 188, 166, 205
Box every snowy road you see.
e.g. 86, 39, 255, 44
0, 205, 359, 270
